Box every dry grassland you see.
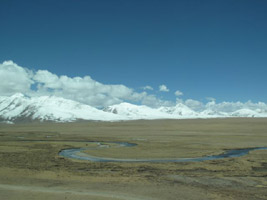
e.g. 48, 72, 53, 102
0, 118, 267, 200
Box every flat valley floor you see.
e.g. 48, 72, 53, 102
0, 118, 267, 200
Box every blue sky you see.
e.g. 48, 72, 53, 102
0, 0, 267, 104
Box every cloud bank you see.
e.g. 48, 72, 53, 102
0, 61, 33, 95
0, 60, 266, 113
0, 61, 166, 107
178, 98, 267, 114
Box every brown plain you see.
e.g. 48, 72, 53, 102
0, 118, 267, 200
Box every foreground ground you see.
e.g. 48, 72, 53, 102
0, 118, 267, 200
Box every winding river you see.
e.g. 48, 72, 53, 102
59, 142, 267, 163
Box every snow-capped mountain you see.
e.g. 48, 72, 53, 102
199, 109, 228, 118
104, 102, 267, 119
103, 102, 174, 119
158, 103, 197, 117
230, 108, 263, 117
0, 93, 124, 123
0, 93, 267, 123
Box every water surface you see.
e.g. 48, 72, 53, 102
59, 141, 267, 163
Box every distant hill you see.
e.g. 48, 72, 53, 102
0, 93, 267, 123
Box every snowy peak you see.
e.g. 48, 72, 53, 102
0, 94, 267, 123
231, 108, 261, 117
0, 94, 123, 122
104, 102, 267, 119
104, 102, 173, 119
158, 103, 197, 116
0, 93, 30, 119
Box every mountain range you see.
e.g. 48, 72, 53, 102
0, 93, 266, 123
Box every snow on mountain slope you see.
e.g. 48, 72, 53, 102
103, 102, 174, 119
104, 102, 267, 119
104, 102, 204, 120
230, 108, 263, 117
1, 93, 267, 123
0, 93, 30, 118
0, 93, 124, 122
158, 103, 197, 117
199, 109, 228, 118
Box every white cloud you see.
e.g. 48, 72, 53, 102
174, 90, 183, 96
159, 84, 169, 92
0, 60, 172, 108
1, 61, 266, 113
204, 101, 267, 113
142, 85, 153, 90
184, 99, 203, 111
33, 69, 139, 107
0, 61, 33, 96
175, 98, 267, 114
206, 97, 216, 102
141, 95, 174, 108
